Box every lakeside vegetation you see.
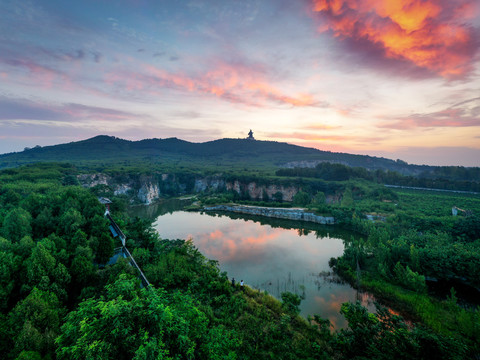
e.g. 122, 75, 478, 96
185, 165, 480, 357
0, 149, 479, 358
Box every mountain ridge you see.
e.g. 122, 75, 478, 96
1, 135, 478, 180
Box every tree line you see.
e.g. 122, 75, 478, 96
276, 162, 480, 192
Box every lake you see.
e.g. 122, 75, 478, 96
140, 201, 376, 329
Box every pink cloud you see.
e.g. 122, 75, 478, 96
4, 58, 65, 87
272, 132, 350, 141
304, 124, 342, 130
105, 60, 321, 108
378, 98, 480, 129
0, 97, 147, 123
0, 53, 112, 100
311, 0, 480, 79
265, 131, 384, 143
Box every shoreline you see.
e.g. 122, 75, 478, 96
203, 204, 335, 225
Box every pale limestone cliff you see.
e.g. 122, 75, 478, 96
113, 184, 133, 196
77, 173, 160, 204
194, 176, 226, 192
78, 172, 301, 205
224, 181, 298, 201
137, 183, 160, 205
204, 204, 334, 224
77, 173, 110, 187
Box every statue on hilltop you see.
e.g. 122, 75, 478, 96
247, 129, 255, 140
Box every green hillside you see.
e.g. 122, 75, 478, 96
0, 135, 431, 172
1, 136, 479, 183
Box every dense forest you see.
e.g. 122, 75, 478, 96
0, 160, 479, 359
276, 162, 480, 192
2, 136, 480, 183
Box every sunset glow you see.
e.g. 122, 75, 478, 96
0, 0, 479, 165
312, 0, 478, 77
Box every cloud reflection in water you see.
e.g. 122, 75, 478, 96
154, 211, 374, 329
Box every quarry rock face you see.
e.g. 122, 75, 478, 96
77, 173, 301, 205
204, 204, 335, 224
194, 176, 226, 192
77, 173, 161, 204
264, 184, 297, 202
224, 181, 298, 202
137, 182, 160, 205
77, 173, 110, 187
113, 184, 133, 196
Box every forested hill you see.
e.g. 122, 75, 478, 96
1, 135, 479, 180
0, 135, 399, 169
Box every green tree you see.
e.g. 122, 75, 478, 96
341, 187, 354, 208
33, 207, 55, 238
92, 233, 115, 264
335, 302, 466, 360
8, 288, 63, 359
70, 246, 95, 285
0, 243, 20, 310
25, 240, 71, 301
69, 229, 88, 252
56, 275, 238, 360
273, 191, 283, 202
2, 208, 32, 242
281, 292, 301, 315
313, 191, 326, 205
1, 189, 21, 206
293, 191, 310, 207
26, 242, 56, 286
59, 208, 84, 236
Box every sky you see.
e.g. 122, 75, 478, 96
0, 0, 479, 166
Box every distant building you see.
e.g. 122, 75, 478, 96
247, 129, 255, 140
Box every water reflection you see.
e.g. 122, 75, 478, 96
127, 198, 192, 220
153, 210, 375, 329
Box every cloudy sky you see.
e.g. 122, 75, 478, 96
1, 0, 479, 166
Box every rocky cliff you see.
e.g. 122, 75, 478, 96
204, 205, 335, 224
195, 176, 299, 202
78, 173, 160, 204
77, 173, 301, 205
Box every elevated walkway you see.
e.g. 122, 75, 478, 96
100, 197, 150, 288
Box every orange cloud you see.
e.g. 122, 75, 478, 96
304, 124, 342, 130
209, 230, 224, 240
266, 131, 385, 143
193, 227, 286, 263
106, 60, 319, 108
312, 0, 479, 78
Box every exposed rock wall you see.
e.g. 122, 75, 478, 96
78, 173, 301, 205
194, 176, 299, 202
224, 181, 298, 201
204, 205, 335, 224
113, 184, 133, 196
137, 183, 160, 205
78, 173, 161, 204
194, 176, 226, 192
77, 173, 110, 187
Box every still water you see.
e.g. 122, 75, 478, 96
147, 203, 375, 329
